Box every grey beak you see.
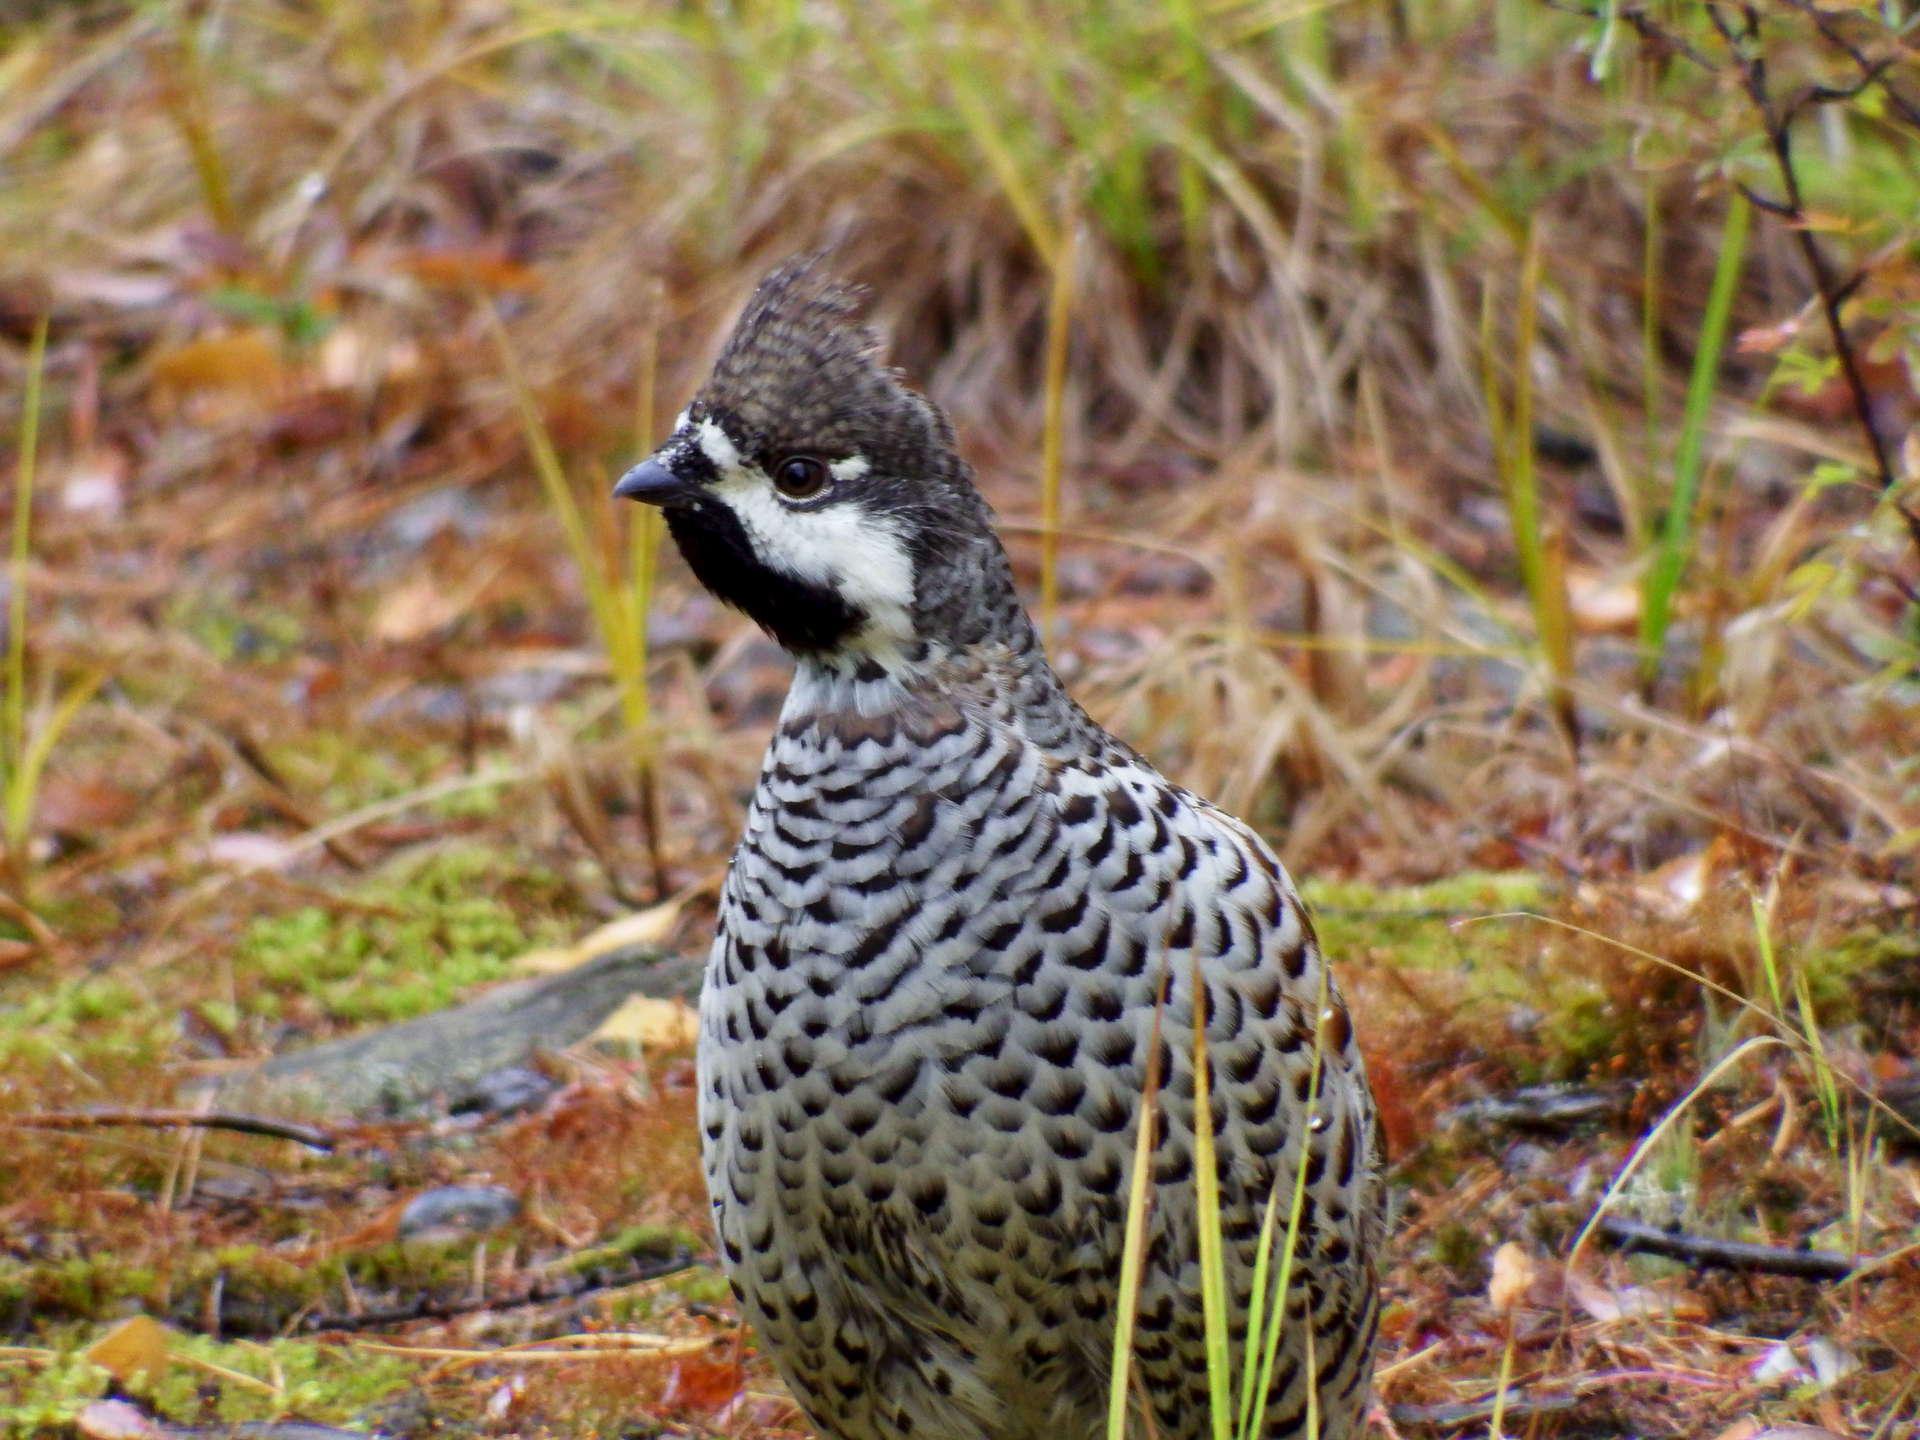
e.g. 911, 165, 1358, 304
613, 457, 693, 506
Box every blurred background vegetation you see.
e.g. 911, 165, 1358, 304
1, 1, 1918, 1435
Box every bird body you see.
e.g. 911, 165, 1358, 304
618, 260, 1384, 1440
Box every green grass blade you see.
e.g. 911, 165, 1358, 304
485, 303, 625, 704
7, 317, 47, 790
1504, 223, 1544, 606
1107, 970, 1172, 1440
1248, 970, 1331, 1430
1190, 953, 1233, 1440
1641, 170, 1662, 535
5, 669, 107, 856
1639, 191, 1750, 684
1234, 1172, 1286, 1440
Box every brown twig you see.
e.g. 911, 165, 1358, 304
1597, 1215, 1857, 1280
1566, 0, 1920, 566
1389, 1388, 1578, 1430
1702, 3, 1907, 506
10, 1108, 335, 1152
258, 1249, 697, 1336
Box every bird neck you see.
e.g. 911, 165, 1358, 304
786, 605, 1092, 757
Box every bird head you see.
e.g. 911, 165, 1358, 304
615, 257, 1011, 666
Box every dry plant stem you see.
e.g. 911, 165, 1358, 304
10, 1108, 335, 1151
1701, 6, 1910, 525
1591, 0, 1920, 564
1596, 1216, 1855, 1280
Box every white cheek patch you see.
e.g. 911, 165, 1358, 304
711, 473, 916, 648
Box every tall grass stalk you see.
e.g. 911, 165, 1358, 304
1793, 966, 1843, 1147
1176, 950, 1333, 1440
158, 13, 237, 234
4, 319, 105, 897
1241, 970, 1329, 1440
1105, 968, 1171, 1440
1481, 225, 1577, 747
1750, 881, 1843, 1147
1487, 1323, 1517, 1440
4, 320, 44, 786
1039, 230, 1075, 651
1639, 191, 1750, 688
1190, 954, 1233, 1440
486, 305, 655, 755
1640, 171, 1662, 536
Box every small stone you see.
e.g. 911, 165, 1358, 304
450, 1065, 556, 1120
398, 1184, 519, 1242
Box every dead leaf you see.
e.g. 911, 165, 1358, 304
370, 568, 493, 644
316, 325, 423, 389
38, 776, 139, 836
660, 1353, 746, 1418
1735, 314, 1807, 355
400, 248, 540, 293
590, 995, 699, 1051
516, 899, 687, 976
1565, 1268, 1708, 1324
83, 1314, 174, 1384
204, 832, 301, 872
149, 329, 284, 398
1566, 569, 1638, 634
1634, 836, 1734, 918
1487, 1242, 1536, 1315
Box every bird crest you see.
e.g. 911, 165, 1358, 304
696, 255, 893, 451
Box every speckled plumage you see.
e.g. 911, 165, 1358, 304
619, 259, 1385, 1440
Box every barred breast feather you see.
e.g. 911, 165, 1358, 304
700, 651, 1384, 1440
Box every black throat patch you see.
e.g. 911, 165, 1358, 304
664, 500, 868, 654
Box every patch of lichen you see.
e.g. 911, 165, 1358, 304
238, 843, 572, 1026
0, 1331, 419, 1436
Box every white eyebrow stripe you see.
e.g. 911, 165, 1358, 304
829, 456, 870, 483
696, 418, 742, 471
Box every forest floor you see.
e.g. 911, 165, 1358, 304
2, 2, 1919, 1436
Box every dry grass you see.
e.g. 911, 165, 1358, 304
0, 0, 1917, 1435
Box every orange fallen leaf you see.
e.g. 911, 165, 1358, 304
661, 1353, 746, 1418
400, 248, 540, 293
149, 329, 284, 397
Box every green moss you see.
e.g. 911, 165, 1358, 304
237, 844, 570, 1024
0, 1254, 160, 1328
260, 731, 459, 813
0, 974, 170, 1066
163, 592, 305, 665
666, 1265, 735, 1308
0, 1331, 417, 1436
1799, 925, 1920, 1018
1299, 871, 1547, 972
1428, 1220, 1484, 1280
558, 1224, 698, 1275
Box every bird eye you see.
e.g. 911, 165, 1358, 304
772, 455, 831, 500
